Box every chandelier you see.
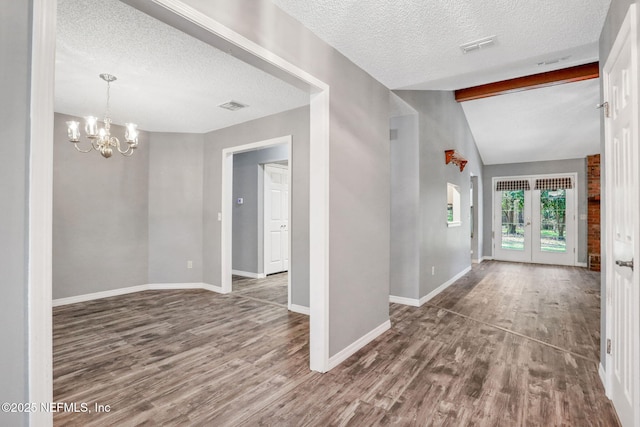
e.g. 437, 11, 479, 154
66, 73, 139, 158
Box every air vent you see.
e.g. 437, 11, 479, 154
537, 56, 571, 66
218, 100, 248, 111
460, 36, 496, 54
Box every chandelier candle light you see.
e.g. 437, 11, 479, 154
66, 73, 139, 158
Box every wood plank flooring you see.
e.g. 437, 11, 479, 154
53, 262, 619, 426
232, 272, 288, 307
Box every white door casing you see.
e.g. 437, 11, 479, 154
603, 4, 640, 426
264, 163, 289, 275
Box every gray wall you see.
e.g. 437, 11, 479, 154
394, 90, 484, 299
203, 107, 310, 307
148, 133, 204, 283
132, 0, 391, 363
0, 2, 31, 425
53, 113, 150, 299
390, 114, 420, 299
598, 0, 637, 369
482, 158, 588, 264
232, 145, 288, 274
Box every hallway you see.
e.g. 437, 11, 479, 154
52, 262, 617, 426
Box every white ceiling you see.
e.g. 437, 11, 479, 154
461, 79, 601, 165
55, 0, 309, 133
269, 0, 611, 90
270, 0, 610, 164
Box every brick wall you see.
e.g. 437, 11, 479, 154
587, 154, 601, 271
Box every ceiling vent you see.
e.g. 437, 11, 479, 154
537, 56, 572, 66
218, 100, 248, 111
460, 36, 496, 54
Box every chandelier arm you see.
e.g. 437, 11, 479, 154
115, 140, 131, 155
91, 140, 101, 151
120, 149, 135, 157
73, 142, 94, 153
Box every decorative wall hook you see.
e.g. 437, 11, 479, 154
445, 150, 467, 172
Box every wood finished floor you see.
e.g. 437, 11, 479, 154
53, 262, 619, 426
232, 272, 288, 307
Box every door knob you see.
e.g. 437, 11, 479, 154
615, 259, 634, 271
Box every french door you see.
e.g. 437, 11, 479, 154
493, 175, 576, 266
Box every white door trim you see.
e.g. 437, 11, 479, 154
222, 136, 291, 293
603, 4, 640, 425
32, 4, 331, 421
222, 138, 292, 311
29, 0, 56, 425
491, 173, 579, 266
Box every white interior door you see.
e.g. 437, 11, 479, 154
264, 164, 289, 275
604, 4, 640, 426
493, 176, 576, 266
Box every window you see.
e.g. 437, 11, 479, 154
447, 183, 461, 227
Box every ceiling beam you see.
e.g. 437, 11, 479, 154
454, 62, 599, 102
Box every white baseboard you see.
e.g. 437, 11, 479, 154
148, 282, 206, 290
53, 282, 225, 306
52, 285, 148, 307
599, 363, 611, 398
418, 266, 472, 306
389, 266, 472, 308
231, 269, 266, 279
576, 262, 588, 268
328, 319, 391, 370
202, 283, 226, 294
289, 304, 310, 315
472, 258, 480, 264
389, 295, 420, 307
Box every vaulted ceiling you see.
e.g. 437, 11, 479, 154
57, 0, 610, 164
271, 0, 610, 164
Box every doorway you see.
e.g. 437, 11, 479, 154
493, 174, 577, 266
222, 136, 292, 300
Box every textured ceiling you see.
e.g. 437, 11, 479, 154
270, 0, 607, 164
270, 0, 611, 90
461, 79, 601, 165
55, 0, 309, 133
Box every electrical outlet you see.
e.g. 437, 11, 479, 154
187, 260, 193, 269
217, 212, 222, 221
431, 266, 435, 275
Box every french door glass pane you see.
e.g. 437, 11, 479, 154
500, 190, 525, 250
539, 190, 567, 252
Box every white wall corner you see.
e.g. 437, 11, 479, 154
419, 266, 472, 306
289, 304, 310, 315
389, 295, 420, 307
327, 319, 391, 370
